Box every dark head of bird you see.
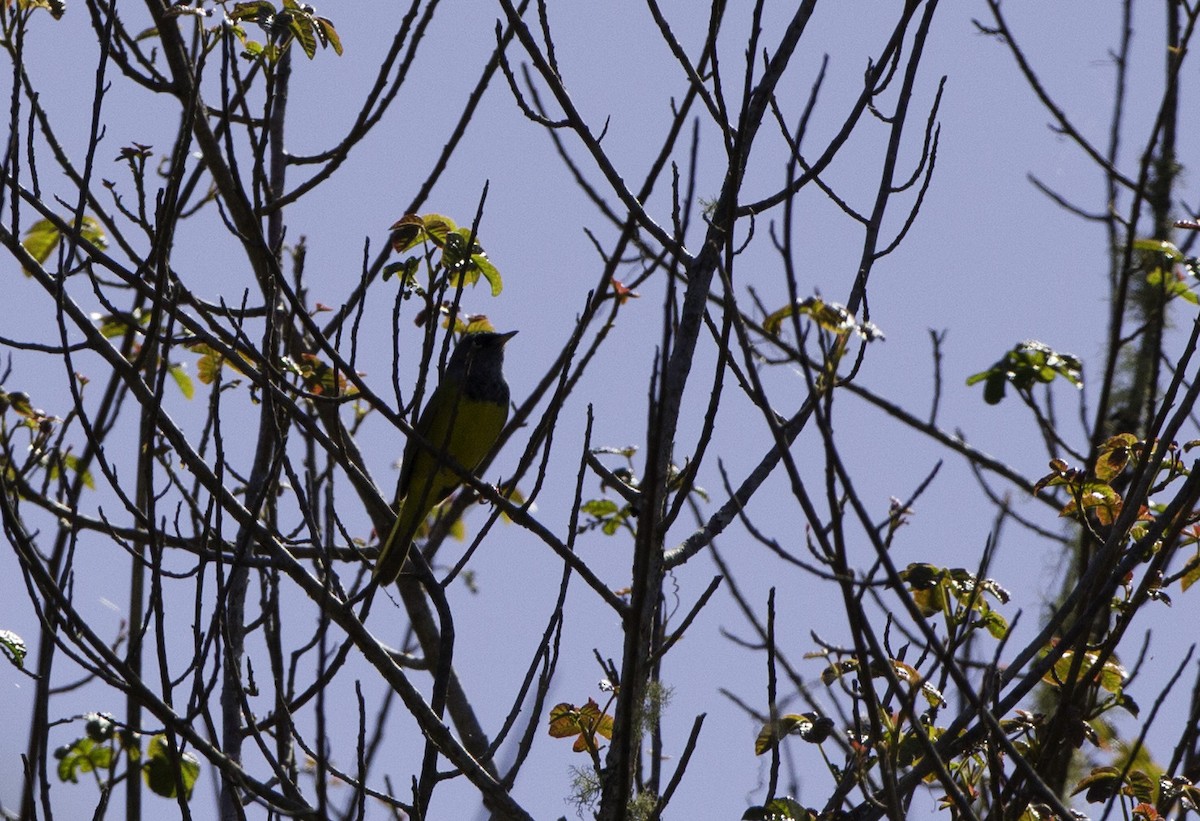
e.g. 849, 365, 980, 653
447, 330, 517, 403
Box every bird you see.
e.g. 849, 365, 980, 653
373, 330, 517, 584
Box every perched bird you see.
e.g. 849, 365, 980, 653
373, 330, 517, 583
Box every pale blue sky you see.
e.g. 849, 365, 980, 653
3, 3, 1197, 819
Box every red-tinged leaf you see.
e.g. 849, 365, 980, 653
548, 699, 613, 754
1095, 433, 1138, 481
611, 278, 640, 304
389, 213, 458, 253
1181, 554, 1200, 591
547, 703, 579, 739
1073, 766, 1123, 802
1132, 803, 1162, 821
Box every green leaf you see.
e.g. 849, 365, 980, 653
976, 608, 1009, 639
1072, 765, 1155, 804
1133, 238, 1184, 263
1, 389, 37, 419
1047, 650, 1127, 693
390, 213, 458, 253
968, 340, 1083, 404
581, 499, 619, 517
85, 712, 116, 742
764, 296, 882, 340
581, 498, 633, 536
169, 363, 195, 400
0, 629, 27, 670
60, 452, 95, 489
93, 312, 148, 340
1059, 481, 1123, 526
78, 216, 108, 253
21, 218, 61, 267
1095, 433, 1138, 482
420, 214, 457, 246
382, 257, 421, 284
56, 737, 115, 783
754, 713, 832, 755
743, 797, 809, 820
20, 216, 108, 275
1147, 264, 1199, 304
286, 12, 317, 59
314, 17, 342, 55
229, 1, 276, 23
1115, 692, 1140, 719
142, 734, 200, 800
443, 230, 480, 277
471, 252, 503, 296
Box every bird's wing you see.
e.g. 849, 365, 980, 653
396, 381, 451, 502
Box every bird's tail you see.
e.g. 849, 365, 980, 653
373, 501, 424, 584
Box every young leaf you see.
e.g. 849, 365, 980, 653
55, 737, 114, 783
142, 734, 200, 800
169, 363, 195, 400
754, 713, 833, 755
548, 699, 614, 753
0, 629, 26, 670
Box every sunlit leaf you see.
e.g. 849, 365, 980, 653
230, 0, 276, 24
20, 216, 108, 275
742, 797, 810, 820
1059, 482, 1123, 525
17, 0, 66, 19
975, 608, 1009, 639
764, 296, 883, 341
21, 219, 62, 268
59, 452, 95, 489
169, 363, 195, 400
314, 16, 342, 55
1133, 238, 1184, 262
0, 629, 26, 670
548, 699, 614, 753
1073, 765, 1156, 806
462, 315, 496, 334
1095, 433, 1138, 482
1046, 649, 1126, 693
390, 213, 458, 253
754, 713, 833, 755
469, 251, 503, 296
55, 737, 114, 783
1181, 554, 1200, 592
820, 659, 859, 685
187, 342, 245, 385
286, 11, 317, 59
1147, 265, 1199, 304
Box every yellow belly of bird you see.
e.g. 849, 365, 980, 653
375, 396, 508, 582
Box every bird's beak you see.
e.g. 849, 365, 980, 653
497, 330, 518, 345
